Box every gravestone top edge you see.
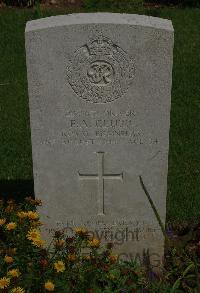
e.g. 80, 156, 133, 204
25, 13, 173, 33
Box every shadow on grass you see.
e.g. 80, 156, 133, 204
0, 180, 34, 201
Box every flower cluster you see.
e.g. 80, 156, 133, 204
0, 197, 145, 292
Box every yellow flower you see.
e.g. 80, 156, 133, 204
109, 255, 118, 263
55, 239, 65, 249
44, 281, 55, 291
27, 211, 39, 220
31, 238, 45, 248
0, 218, 6, 226
4, 255, 14, 264
68, 254, 76, 262
87, 238, 100, 248
7, 269, 20, 278
27, 228, 41, 241
74, 227, 88, 235
17, 211, 28, 219
54, 260, 65, 272
27, 228, 45, 247
10, 287, 25, 293
0, 277, 10, 289
6, 222, 16, 231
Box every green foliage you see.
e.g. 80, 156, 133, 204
3, 0, 40, 8
84, 0, 144, 9
147, 0, 200, 7
167, 251, 200, 292
164, 222, 200, 292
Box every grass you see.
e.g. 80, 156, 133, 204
0, 6, 199, 222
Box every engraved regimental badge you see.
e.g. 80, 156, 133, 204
67, 34, 135, 103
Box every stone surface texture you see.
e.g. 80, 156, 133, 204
25, 13, 174, 268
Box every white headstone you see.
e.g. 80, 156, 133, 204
25, 13, 174, 269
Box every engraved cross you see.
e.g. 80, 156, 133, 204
78, 152, 123, 216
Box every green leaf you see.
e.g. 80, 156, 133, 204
182, 263, 195, 277
172, 278, 181, 291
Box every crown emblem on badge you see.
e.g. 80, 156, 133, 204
88, 36, 114, 56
